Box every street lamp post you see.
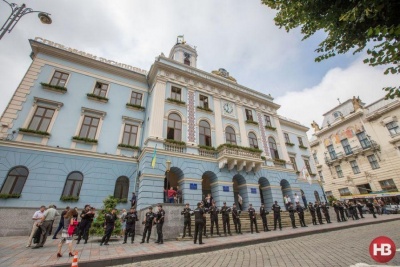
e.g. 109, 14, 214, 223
165, 160, 171, 203
0, 0, 52, 40
318, 180, 328, 203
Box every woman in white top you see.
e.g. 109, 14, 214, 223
57, 209, 78, 258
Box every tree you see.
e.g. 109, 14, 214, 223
89, 195, 122, 236
262, 0, 400, 98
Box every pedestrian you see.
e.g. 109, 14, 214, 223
248, 204, 259, 233
123, 207, 138, 244
181, 203, 193, 238
140, 207, 155, 244
193, 202, 205, 245
302, 193, 307, 210
374, 199, 381, 215
130, 192, 137, 208
315, 201, 324, 224
349, 202, 359, 220
296, 202, 307, 227
288, 203, 297, 229
259, 203, 270, 232
356, 201, 365, 218
120, 209, 127, 238
294, 193, 300, 204
286, 195, 292, 207
338, 202, 347, 222
344, 201, 350, 218
165, 187, 177, 203
321, 202, 331, 223
100, 208, 117, 246
52, 206, 70, 239
237, 194, 243, 211
272, 201, 282, 230
26, 205, 46, 247
232, 203, 242, 234
378, 198, 386, 215
77, 205, 95, 244
220, 202, 232, 236
204, 193, 213, 208
155, 204, 165, 244
209, 202, 221, 236
333, 201, 341, 222
308, 202, 317, 225
366, 200, 377, 218
32, 205, 60, 249
56, 208, 78, 258
283, 195, 288, 211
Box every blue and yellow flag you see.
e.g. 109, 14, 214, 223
151, 145, 157, 168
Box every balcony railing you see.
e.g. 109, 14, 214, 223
163, 143, 186, 153
325, 141, 381, 166
217, 147, 262, 159
199, 149, 218, 158
217, 144, 263, 172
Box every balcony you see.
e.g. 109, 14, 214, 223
324, 141, 381, 166
217, 144, 263, 172
163, 140, 186, 153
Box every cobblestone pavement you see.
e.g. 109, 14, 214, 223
112, 220, 400, 267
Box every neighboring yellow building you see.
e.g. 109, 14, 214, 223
309, 97, 400, 200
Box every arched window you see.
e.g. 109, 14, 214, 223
314, 190, 320, 202
114, 176, 129, 200
62, 172, 83, 197
225, 126, 237, 145
167, 113, 182, 141
184, 57, 190, 66
0, 166, 29, 194
199, 120, 212, 146
268, 137, 279, 159
248, 132, 258, 149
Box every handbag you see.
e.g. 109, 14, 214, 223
67, 219, 78, 236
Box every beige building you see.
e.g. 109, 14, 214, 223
309, 96, 400, 200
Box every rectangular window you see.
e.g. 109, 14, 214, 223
79, 116, 99, 139
325, 191, 333, 197
93, 82, 109, 97
290, 157, 298, 171
349, 160, 360, 174
199, 95, 209, 109
386, 121, 400, 136
379, 179, 398, 192
338, 187, 351, 196
341, 138, 353, 155
335, 165, 343, 178
357, 184, 371, 194
367, 154, 380, 169
28, 106, 55, 132
284, 133, 290, 143
327, 145, 337, 160
264, 115, 272, 127
130, 92, 143, 106
318, 171, 324, 182
313, 153, 319, 165
50, 71, 69, 87
357, 131, 371, 149
171, 86, 181, 101
304, 159, 312, 174
298, 137, 304, 146
245, 109, 253, 121
122, 124, 138, 146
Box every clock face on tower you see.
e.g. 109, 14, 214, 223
223, 102, 234, 114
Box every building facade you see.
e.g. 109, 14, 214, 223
0, 36, 323, 210
309, 97, 400, 200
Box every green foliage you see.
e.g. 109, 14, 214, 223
126, 103, 145, 110
327, 195, 338, 206
40, 82, 68, 92
72, 136, 98, 144
285, 142, 295, 147
167, 98, 186, 105
261, 156, 266, 160
198, 145, 216, 151
217, 143, 263, 153
0, 193, 21, 199
299, 145, 308, 150
19, 128, 50, 136
196, 106, 213, 112
245, 120, 259, 125
118, 143, 140, 150
90, 195, 122, 236
60, 196, 79, 202
273, 158, 286, 164
164, 139, 186, 146
265, 125, 276, 131
262, 0, 400, 98
87, 93, 109, 102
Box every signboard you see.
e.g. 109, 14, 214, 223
190, 183, 197, 190
251, 188, 257, 194
223, 186, 229, 192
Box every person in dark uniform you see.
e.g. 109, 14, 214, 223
296, 203, 307, 227
123, 207, 138, 244
193, 202, 205, 245
232, 203, 242, 234
333, 201, 341, 222
248, 204, 259, 234
77, 205, 95, 244
220, 202, 232, 236
100, 208, 117, 246
209, 202, 221, 236
343, 201, 350, 219
201, 202, 208, 238
349, 201, 359, 220
366, 200, 377, 218
338, 202, 347, 221
155, 204, 165, 244
272, 201, 282, 230
308, 202, 317, 225
140, 207, 155, 244
181, 203, 193, 238
260, 203, 270, 231
321, 202, 331, 223
288, 203, 297, 229
314, 201, 324, 224
356, 201, 365, 218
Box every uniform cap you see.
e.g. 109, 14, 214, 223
249, 203, 252, 206
223, 202, 226, 204
149, 206, 153, 210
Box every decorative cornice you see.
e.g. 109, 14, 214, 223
315, 109, 364, 137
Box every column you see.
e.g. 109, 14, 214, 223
213, 97, 224, 146
273, 117, 290, 161
136, 176, 164, 210
243, 183, 262, 210
210, 181, 234, 207
179, 178, 202, 207
236, 104, 249, 147
148, 80, 166, 139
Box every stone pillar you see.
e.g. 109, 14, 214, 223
179, 178, 202, 207
244, 183, 262, 210
236, 104, 249, 147
148, 79, 166, 139
273, 117, 290, 162
211, 181, 234, 207
271, 185, 285, 209
213, 97, 224, 146
137, 176, 164, 210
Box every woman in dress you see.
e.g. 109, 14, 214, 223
57, 208, 79, 257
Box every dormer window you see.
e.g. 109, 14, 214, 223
184, 52, 191, 66
333, 111, 343, 119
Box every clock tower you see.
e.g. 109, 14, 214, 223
169, 35, 198, 68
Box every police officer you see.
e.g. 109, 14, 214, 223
201, 202, 208, 238
209, 202, 221, 236
100, 208, 117, 246
349, 201, 359, 220
220, 202, 232, 236
315, 201, 324, 224
288, 203, 297, 228
366, 200, 377, 218
248, 204, 259, 234
232, 203, 242, 234
260, 203, 270, 232
333, 201, 341, 222
155, 204, 165, 244
193, 202, 205, 245
77, 205, 95, 244
296, 202, 307, 227
321, 202, 331, 223
181, 203, 193, 238
356, 201, 365, 219
123, 207, 138, 244
308, 202, 317, 225
140, 206, 155, 244
272, 201, 282, 230
338, 202, 347, 221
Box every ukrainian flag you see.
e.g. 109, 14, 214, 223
151, 145, 157, 168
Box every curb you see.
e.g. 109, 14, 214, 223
46, 217, 400, 267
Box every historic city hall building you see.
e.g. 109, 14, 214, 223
0, 37, 324, 210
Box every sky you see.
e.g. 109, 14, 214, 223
0, 0, 398, 138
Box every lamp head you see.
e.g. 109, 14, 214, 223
38, 12, 52, 24
166, 160, 171, 171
